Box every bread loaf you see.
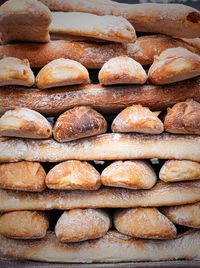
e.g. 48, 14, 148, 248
0, 0, 51, 44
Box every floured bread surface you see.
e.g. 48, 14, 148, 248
112, 105, 164, 134
98, 56, 147, 85
50, 12, 136, 43
0, 57, 35, 87
55, 208, 111, 243
53, 106, 107, 142
0, 107, 52, 139
148, 47, 200, 85
0, 211, 48, 239
46, 160, 101, 190
159, 160, 200, 182
0, 161, 46, 192
114, 208, 177, 239
0, 0, 51, 44
161, 202, 200, 228
164, 99, 200, 135
101, 160, 157, 190
36, 58, 89, 89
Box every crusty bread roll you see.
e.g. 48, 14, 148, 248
148, 47, 200, 85
0, 230, 200, 262
0, 211, 48, 239
164, 99, 200, 135
0, 35, 199, 68
0, 0, 51, 44
46, 160, 101, 190
98, 56, 147, 85
0, 107, 52, 139
50, 12, 136, 43
101, 160, 157, 190
53, 106, 107, 142
39, 0, 200, 38
0, 57, 35, 87
114, 208, 176, 239
1, 133, 200, 162
159, 160, 200, 183
36, 58, 89, 89
111, 104, 164, 134
1, 180, 200, 212
161, 202, 200, 228
55, 209, 111, 243
0, 161, 46, 192
1, 77, 200, 116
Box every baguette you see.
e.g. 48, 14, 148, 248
0, 133, 200, 162
39, 0, 200, 38
1, 77, 200, 116
1, 180, 200, 211
0, 35, 200, 68
0, 230, 200, 262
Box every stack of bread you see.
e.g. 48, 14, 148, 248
1, 0, 200, 264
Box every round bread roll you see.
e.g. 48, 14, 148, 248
148, 47, 200, 85
101, 160, 157, 189
46, 160, 101, 190
36, 58, 89, 89
114, 208, 177, 239
98, 56, 147, 85
161, 202, 200, 228
0, 57, 35, 87
0, 211, 49, 239
55, 208, 111, 243
164, 99, 200, 135
53, 106, 107, 142
0, 107, 52, 139
159, 160, 200, 182
111, 104, 164, 134
0, 161, 46, 192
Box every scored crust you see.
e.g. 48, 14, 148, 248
0, 107, 52, 139
36, 58, 90, 89
101, 160, 157, 190
111, 104, 164, 134
45, 160, 101, 190
55, 209, 111, 243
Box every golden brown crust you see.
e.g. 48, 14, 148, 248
111, 104, 164, 134
161, 202, 200, 228
36, 58, 89, 89
55, 209, 111, 243
101, 160, 157, 190
0, 57, 35, 87
53, 106, 107, 142
98, 56, 147, 85
0, 161, 46, 192
0, 211, 48, 239
114, 208, 177, 239
148, 47, 200, 85
0, 35, 200, 68
164, 99, 200, 135
0, 0, 51, 44
159, 160, 200, 182
46, 160, 101, 190
0, 107, 52, 139
1, 180, 200, 212
50, 12, 136, 43
40, 0, 200, 38
0, 230, 200, 262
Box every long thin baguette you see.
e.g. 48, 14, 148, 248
0, 230, 200, 262
0, 133, 200, 162
1, 180, 200, 211
0, 35, 200, 68
1, 77, 200, 116
39, 0, 200, 38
